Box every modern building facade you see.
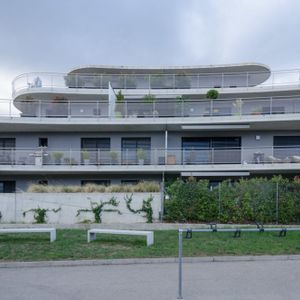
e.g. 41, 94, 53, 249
1, 62, 300, 192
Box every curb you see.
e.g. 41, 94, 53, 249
1, 255, 300, 269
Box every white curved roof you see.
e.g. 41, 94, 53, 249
69, 62, 271, 75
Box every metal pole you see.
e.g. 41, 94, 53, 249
178, 230, 183, 299
276, 182, 279, 224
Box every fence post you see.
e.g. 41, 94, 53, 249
178, 230, 183, 299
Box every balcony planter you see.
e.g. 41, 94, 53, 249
81, 150, 90, 165
109, 151, 118, 165
52, 152, 63, 165
137, 148, 146, 165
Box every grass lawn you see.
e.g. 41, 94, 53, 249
0, 229, 300, 262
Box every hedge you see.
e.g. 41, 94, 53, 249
164, 176, 300, 224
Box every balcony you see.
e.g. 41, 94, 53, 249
1, 146, 300, 169
4, 95, 300, 119
12, 69, 300, 97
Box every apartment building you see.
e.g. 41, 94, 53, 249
1, 63, 300, 192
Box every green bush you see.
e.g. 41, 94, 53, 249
164, 176, 300, 224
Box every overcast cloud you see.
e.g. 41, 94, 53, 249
0, 0, 300, 97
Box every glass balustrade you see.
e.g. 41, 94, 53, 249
11, 69, 300, 96
1, 95, 300, 118
1, 147, 300, 166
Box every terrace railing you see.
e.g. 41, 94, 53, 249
2, 95, 300, 118
0, 146, 300, 167
11, 69, 300, 97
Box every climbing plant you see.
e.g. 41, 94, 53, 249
125, 194, 153, 223
76, 197, 121, 223
23, 207, 61, 224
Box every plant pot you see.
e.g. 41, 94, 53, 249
35, 156, 43, 166
138, 159, 144, 165
84, 159, 90, 165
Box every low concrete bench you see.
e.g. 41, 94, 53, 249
0, 228, 56, 242
87, 229, 154, 246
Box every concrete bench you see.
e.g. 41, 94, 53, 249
0, 228, 56, 242
87, 229, 154, 246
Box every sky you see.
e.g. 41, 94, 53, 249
0, 0, 300, 98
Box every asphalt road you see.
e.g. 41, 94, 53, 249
1, 259, 300, 300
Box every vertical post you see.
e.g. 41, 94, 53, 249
9, 99, 12, 118
218, 183, 221, 220
178, 230, 183, 299
270, 97, 273, 115
68, 100, 71, 118
165, 130, 168, 165
38, 100, 41, 118
160, 173, 165, 222
276, 182, 279, 224
246, 72, 249, 88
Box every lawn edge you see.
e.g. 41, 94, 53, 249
1, 254, 300, 268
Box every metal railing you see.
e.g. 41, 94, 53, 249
0, 146, 299, 167
3, 95, 300, 119
11, 69, 300, 96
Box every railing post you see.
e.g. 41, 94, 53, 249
69, 148, 72, 166
9, 99, 12, 118
210, 99, 213, 116
173, 74, 176, 89
221, 73, 224, 89
211, 148, 214, 164
148, 75, 151, 90
38, 100, 41, 118
125, 101, 128, 118
270, 97, 273, 115
96, 100, 99, 119
68, 100, 71, 119
246, 72, 249, 89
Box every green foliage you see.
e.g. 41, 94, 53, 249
125, 194, 154, 223
23, 207, 61, 224
164, 176, 300, 224
76, 197, 121, 223
116, 90, 124, 103
143, 94, 156, 103
206, 89, 219, 99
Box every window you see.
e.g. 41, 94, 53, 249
121, 138, 151, 164
81, 180, 110, 186
121, 180, 139, 185
0, 181, 16, 193
274, 136, 300, 158
182, 137, 241, 164
39, 138, 48, 147
81, 138, 110, 164
38, 180, 48, 185
0, 138, 15, 165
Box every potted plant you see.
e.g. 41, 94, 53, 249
109, 151, 118, 165
115, 90, 124, 117
81, 150, 90, 165
137, 148, 146, 165
251, 107, 262, 115
52, 152, 63, 165
206, 89, 219, 100
233, 98, 243, 116
143, 94, 156, 103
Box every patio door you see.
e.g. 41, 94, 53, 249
81, 138, 110, 164
121, 138, 151, 165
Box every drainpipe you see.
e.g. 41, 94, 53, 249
165, 130, 168, 165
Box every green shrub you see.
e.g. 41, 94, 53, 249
206, 89, 219, 99
164, 176, 300, 224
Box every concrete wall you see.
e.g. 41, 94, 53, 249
0, 192, 161, 224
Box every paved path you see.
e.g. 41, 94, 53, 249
1, 259, 300, 300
